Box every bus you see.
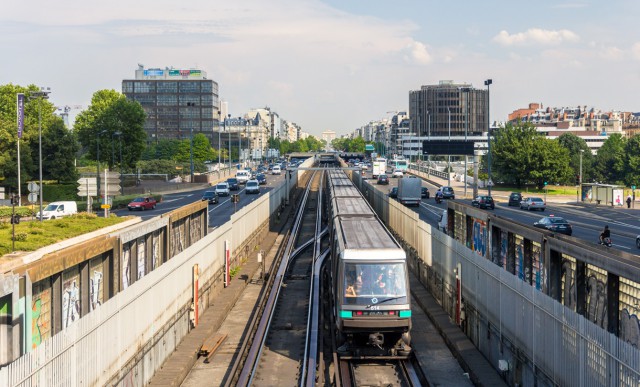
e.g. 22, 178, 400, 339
390, 158, 408, 172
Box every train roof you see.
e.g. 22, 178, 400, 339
337, 217, 402, 251
330, 186, 362, 199
332, 197, 375, 216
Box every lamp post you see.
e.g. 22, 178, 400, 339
461, 87, 470, 199
447, 107, 451, 187
96, 130, 107, 205
485, 79, 493, 196
228, 114, 232, 172
219, 116, 223, 170
29, 88, 50, 222
190, 127, 194, 183
114, 132, 123, 195
578, 149, 584, 203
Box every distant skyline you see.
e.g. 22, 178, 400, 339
2, 1, 640, 137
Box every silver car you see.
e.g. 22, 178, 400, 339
520, 197, 545, 211
245, 179, 260, 194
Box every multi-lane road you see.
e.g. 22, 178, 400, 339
363, 171, 640, 253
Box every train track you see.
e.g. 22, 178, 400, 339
229, 170, 326, 386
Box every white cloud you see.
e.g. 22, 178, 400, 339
632, 43, 640, 61
493, 28, 580, 46
402, 41, 432, 65
551, 3, 589, 9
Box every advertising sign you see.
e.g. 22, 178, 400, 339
17, 93, 24, 138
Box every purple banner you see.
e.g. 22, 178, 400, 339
17, 93, 24, 139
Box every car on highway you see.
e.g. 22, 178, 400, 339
226, 178, 240, 191
441, 186, 455, 199
215, 182, 230, 197
256, 173, 267, 185
127, 196, 156, 211
392, 169, 404, 178
533, 215, 572, 235
245, 179, 260, 194
389, 187, 398, 198
377, 174, 389, 185
472, 195, 495, 209
201, 190, 219, 204
508, 192, 523, 206
421, 186, 430, 199
520, 197, 545, 211
636, 234, 640, 249
272, 165, 282, 175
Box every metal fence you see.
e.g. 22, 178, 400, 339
0, 179, 291, 386
367, 183, 640, 386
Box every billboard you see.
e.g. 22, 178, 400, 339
422, 140, 475, 155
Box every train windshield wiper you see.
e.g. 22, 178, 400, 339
366, 296, 404, 308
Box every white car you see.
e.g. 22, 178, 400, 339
245, 179, 260, 194
214, 182, 230, 196
235, 170, 250, 184
392, 169, 404, 178
272, 166, 282, 175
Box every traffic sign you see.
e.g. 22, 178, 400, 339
77, 189, 98, 197
27, 192, 38, 203
77, 177, 98, 197
101, 204, 111, 209
28, 182, 40, 193
99, 186, 121, 196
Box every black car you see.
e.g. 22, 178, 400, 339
377, 174, 389, 185
201, 190, 219, 204
227, 178, 239, 191
508, 192, 522, 206
389, 187, 398, 198
256, 173, 267, 185
421, 186, 430, 199
472, 195, 495, 209
441, 186, 455, 199
533, 215, 572, 236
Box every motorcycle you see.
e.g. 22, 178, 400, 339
598, 237, 612, 247
435, 195, 443, 204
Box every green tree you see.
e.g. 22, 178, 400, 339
349, 137, 366, 152
557, 133, 594, 184
593, 133, 626, 184
74, 89, 146, 172
41, 118, 79, 182
624, 135, 640, 187
174, 134, 215, 167
492, 121, 571, 188
141, 139, 182, 160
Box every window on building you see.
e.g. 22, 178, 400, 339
157, 82, 177, 93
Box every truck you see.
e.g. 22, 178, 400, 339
372, 157, 387, 178
397, 177, 422, 207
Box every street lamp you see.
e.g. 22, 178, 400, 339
114, 131, 123, 195
485, 79, 493, 196
228, 115, 232, 172
460, 87, 470, 199
447, 107, 451, 187
29, 87, 51, 222
96, 130, 107, 204
190, 127, 194, 183
578, 149, 584, 203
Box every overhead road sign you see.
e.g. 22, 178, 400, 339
422, 140, 475, 156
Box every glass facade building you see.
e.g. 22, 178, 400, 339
409, 81, 488, 138
122, 67, 219, 144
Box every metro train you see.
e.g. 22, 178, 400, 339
326, 169, 412, 356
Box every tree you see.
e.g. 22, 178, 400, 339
624, 135, 640, 187
491, 121, 571, 188
74, 89, 146, 172
557, 133, 594, 184
41, 118, 79, 182
593, 133, 626, 184
141, 139, 182, 160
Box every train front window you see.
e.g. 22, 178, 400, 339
343, 262, 407, 305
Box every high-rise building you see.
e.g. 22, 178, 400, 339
409, 80, 488, 138
122, 65, 219, 144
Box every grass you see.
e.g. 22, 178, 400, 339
0, 213, 129, 257
489, 185, 579, 196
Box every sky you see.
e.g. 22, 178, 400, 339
2, 0, 640, 137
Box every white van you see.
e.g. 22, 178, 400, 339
272, 165, 282, 175
36, 201, 78, 220
438, 209, 448, 234
235, 170, 250, 184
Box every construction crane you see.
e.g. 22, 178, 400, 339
55, 105, 84, 128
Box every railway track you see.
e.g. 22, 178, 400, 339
229, 170, 326, 386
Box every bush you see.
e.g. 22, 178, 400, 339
13, 233, 27, 241
0, 206, 35, 219
42, 184, 78, 202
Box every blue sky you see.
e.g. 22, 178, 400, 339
2, 0, 639, 137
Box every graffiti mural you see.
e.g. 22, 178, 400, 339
585, 275, 608, 329
62, 270, 81, 329
500, 232, 508, 269
620, 309, 640, 347
89, 257, 104, 312
532, 242, 545, 291
515, 236, 524, 281
152, 230, 161, 270
471, 219, 487, 257
123, 243, 131, 289
561, 257, 577, 311
137, 237, 146, 280
31, 280, 51, 349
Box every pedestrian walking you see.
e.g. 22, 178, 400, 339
627, 194, 632, 208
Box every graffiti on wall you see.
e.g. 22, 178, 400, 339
90, 271, 103, 311
585, 275, 608, 329
515, 236, 524, 281
500, 232, 508, 269
532, 243, 544, 291
137, 237, 146, 280
471, 219, 487, 257
62, 279, 80, 329
31, 281, 51, 349
620, 309, 640, 347
561, 258, 577, 311
123, 244, 131, 290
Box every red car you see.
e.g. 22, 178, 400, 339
127, 196, 157, 211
